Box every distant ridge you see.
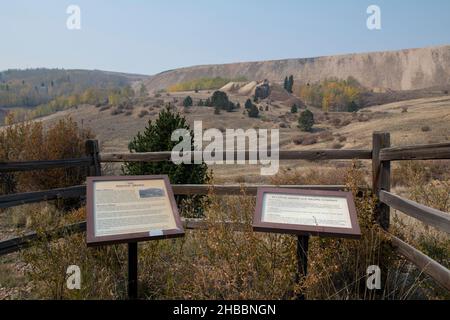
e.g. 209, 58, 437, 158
144, 45, 450, 92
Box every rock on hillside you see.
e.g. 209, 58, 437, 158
144, 45, 450, 92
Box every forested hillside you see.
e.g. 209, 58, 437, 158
0, 68, 146, 109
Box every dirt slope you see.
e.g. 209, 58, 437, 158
144, 45, 450, 92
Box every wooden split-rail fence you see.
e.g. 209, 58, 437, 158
0, 132, 449, 291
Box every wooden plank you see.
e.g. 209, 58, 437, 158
0, 184, 348, 209
372, 132, 391, 229
380, 190, 450, 234
388, 233, 450, 291
0, 158, 91, 173
0, 186, 86, 209
172, 184, 348, 195
0, 222, 87, 255
99, 149, 372, 163
380, 143, 450, 161
85, 140, 102, 176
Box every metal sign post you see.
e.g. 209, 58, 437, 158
296, 235, 310, 300
128, 242, 138, 300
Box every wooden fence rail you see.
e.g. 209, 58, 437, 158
388, 233, 450, 291
380, 190, 450, 234
0, 185, 349, 210
380, 142, 450, 161
0, 185, 86, 209
99, 149, 372, 163
0, 158, 92, 173
0, 219, 246, 256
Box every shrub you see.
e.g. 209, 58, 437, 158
248, 104, 259, 118
183, 96, 193, 108
347, 100, 359, 112
0, 118, 93, 194
245, 99, 253, 109
211, 91, 228, 108
291, 104, 298, 113
330, 117, 341, 127
357, 115, 370, 122
99, 105, 111, 112
298, 109, 314, 132
138, 110, 149, 118
421, 125, 431, 132
293, 135, 317, 146
110, 109, 123, 116
317, 131, 333, 142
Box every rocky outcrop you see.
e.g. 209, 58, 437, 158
144, 45, 450, 92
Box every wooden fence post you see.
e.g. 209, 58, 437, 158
372, 132, 391, 229
85, 140, 101, 177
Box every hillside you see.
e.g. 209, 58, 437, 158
144, 45, 450, 92
34, 91, 450, 183
0, 68, 148, 109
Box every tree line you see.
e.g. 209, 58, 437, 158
0, 69, 135, 109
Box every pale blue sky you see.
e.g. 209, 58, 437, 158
1, 0, 450, 75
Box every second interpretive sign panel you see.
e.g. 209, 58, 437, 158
253, 188, 361, 238
86, 175, 184, 246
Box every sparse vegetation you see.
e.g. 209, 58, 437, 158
167, 77, 247, 92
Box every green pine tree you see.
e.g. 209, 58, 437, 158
291, 104, 298, 113
245, 98, 253, 109
348, 100, 358, 112
122, 106, 210, 217
183, 96, 193, 107
248, 104, 259, 118
298, 109, 314, 132
288, 75, 294, 93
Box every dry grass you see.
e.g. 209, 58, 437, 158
8, 164, 444, 300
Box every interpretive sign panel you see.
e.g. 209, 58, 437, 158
253, 188, 361, 238
86, 175, 184, 246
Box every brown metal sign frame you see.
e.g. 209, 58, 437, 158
253, 187, 361, 239
86, 175, 184, 246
